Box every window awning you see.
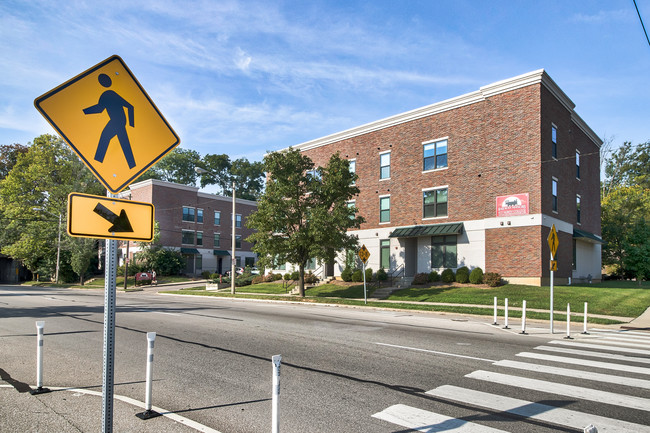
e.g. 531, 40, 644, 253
180, 248, 199, 254
213, 250, 231, 256
573, 228, 603, 244
389, 222, 464, 238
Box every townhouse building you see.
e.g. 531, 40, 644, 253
274, 69, 602, 285
119, 179, 257, 276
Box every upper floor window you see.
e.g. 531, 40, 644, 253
551, 124, 558, 159
576, 195, 581, 224
235, 235, 242, 249
423, 187, 448, 218
552, 178, 558, 213
214, 211, 221, 225
423, 139, 448, 171
214, 233, 220, 247
196, 231, 203, 246
182, 206, 195, 222
235, 214, 242, 228
307, 168, 322, 181
379, 196, 390, 223
197, 209, 204, 224
347, 201, 356, 220
349, 159, 356, 184
576, 151, 581, 179
380, 152, 391, 180
182, 230, 194, 245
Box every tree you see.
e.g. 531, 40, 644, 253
197, 154, 265, 200
0, 134, 103, 279
68, 237, 97, 285
139, 148, 201, 185
621, 218, 650, 283
247, 148, 363, 296
0, 143, 29, 179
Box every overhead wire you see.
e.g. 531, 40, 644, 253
633, 0, 650, 47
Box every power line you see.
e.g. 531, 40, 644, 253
634, 0, 650, 47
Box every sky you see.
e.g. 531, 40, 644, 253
1, 0, 649, 170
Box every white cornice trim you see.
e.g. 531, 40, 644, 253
282, 69, 600, 152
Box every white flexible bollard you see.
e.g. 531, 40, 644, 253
520, 300, 527, 334
31, 321, 50, 395
584, 424, 598, 433
136, 332, 160, 420
503, 298, 509, 329
582, 302, 589, 334
493, 296, 498, 325
272, 355, 282, 433
565, 303, 573, 339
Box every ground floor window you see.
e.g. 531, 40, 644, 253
431, 235, 457, 269
380, 239, 390, 270
183, 253, 202, 274
245, 257, 255, 267
306, 258, 317, 270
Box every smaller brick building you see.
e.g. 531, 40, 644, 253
271, 69, 602, 285
119, 179, 257, 276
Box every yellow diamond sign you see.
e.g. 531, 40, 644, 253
358, 244, 370, 264
35, 55, 180, 193
547, 224, 559, 259
68, 193, 154, 241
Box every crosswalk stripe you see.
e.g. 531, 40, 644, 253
372, 404, 509, 432
568, 338, 650, 349
494, 359, 650, 389
534, 345, 650, 364
516, 352, 650, 375
598, 335, 650, 343
426, 385, 650, 433
549, 339, 650, 355
590, 329, 650, 338
466, 370, 650, 412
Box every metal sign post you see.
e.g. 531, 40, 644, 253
358, 245, 370, 305
548, 224, 559, 334
102, 195, 118, 432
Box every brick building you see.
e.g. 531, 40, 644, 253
119, 179, 257, 276
273, 69, 602, 285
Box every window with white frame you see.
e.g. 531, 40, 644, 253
552, 177, 558, 213
349, 159, 356, 184
235, 214, 242, 228
576, 151, 580, 179
196, 231, 203, 246
214, 211, 221, 225
182, 230, 194, 245
197, 208, 204, 223
423, 187, 448, 218
576, 195, 581, 224
379, 196, 390, 223
423, 139, 448, 171
380, 239, 390, 270
380, 152, 390, 180
182, 206, 195, 222
551, 124, 558, 159
214, 233, 220, 247
431, 235, 457, 269
347, 201, 356, 219
235, 235, 242, 249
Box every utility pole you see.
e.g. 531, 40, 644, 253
231, 181, 236, 295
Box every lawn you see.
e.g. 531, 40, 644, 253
387, 281, 650, 318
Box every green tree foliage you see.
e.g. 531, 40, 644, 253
0, 134, 103, 279
246, 148, 363, 295
198, 154, 265, 200
602, 141, 650, 279
0, 143, 29, 179
140, 148, 201, 185
68, 237, 97, 285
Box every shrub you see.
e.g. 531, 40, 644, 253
455, 266, 470, 283
284, 273, 292, 280
469, 267, 484, 284
291, 271, 299, 280
365, 267, 373, 282
428, 270, 440, 282
252, 275, 264, 284
201, 271, 211, 279
273, 273, 283, 281
484, 272, 502, 287
441, 268, 455, 283
305, 272, 318, 284
351, 269, 363, 282
412, 272, 429, 285
341, 267, 353, 282
376, 268, 388, 281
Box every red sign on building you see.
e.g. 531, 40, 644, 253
496, 193, 529, 217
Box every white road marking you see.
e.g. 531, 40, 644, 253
549, 339, 650, 356
516, 352, 650, 375
466, 370, 650, 412
375, 342, 496, 362
534, 345, 650, 364
426, 385, 650, 433
494, 359, 650, 389
372, 404, 509, 432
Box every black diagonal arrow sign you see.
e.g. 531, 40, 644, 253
68, 192, 154, 241
93, 203, 134, 233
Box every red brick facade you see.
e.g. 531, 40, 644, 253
287, 70, 602, 285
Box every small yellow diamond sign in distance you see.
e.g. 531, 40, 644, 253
35, 55, 180, 193
67, 193, 154, 241
547, 224, 559, 259
358, 244, 370, 264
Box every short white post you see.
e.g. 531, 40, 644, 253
136, 332, 160, 420
503, 298, 509, 329
584, 424, 598, 433
493, 297, 498, 325
520, 300, 527, 334
272, 355, 282, 433
31, 321, 50, 394
582, 302, 589, 334
565, 303, 573, 339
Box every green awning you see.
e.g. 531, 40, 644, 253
573, 228, 603, 244
389, 222, 464, 238
180, 248, 199, 254
213, 250, 231, 256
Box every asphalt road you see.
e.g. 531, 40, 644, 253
1, 284, 648, 432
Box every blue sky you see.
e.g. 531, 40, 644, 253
1, 0, 649, 166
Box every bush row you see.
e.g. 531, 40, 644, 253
411, 267, 502, 287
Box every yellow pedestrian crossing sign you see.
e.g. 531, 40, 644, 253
547, 224, 559, 259
35, 55, 180, 193
358, 244, 370, 264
